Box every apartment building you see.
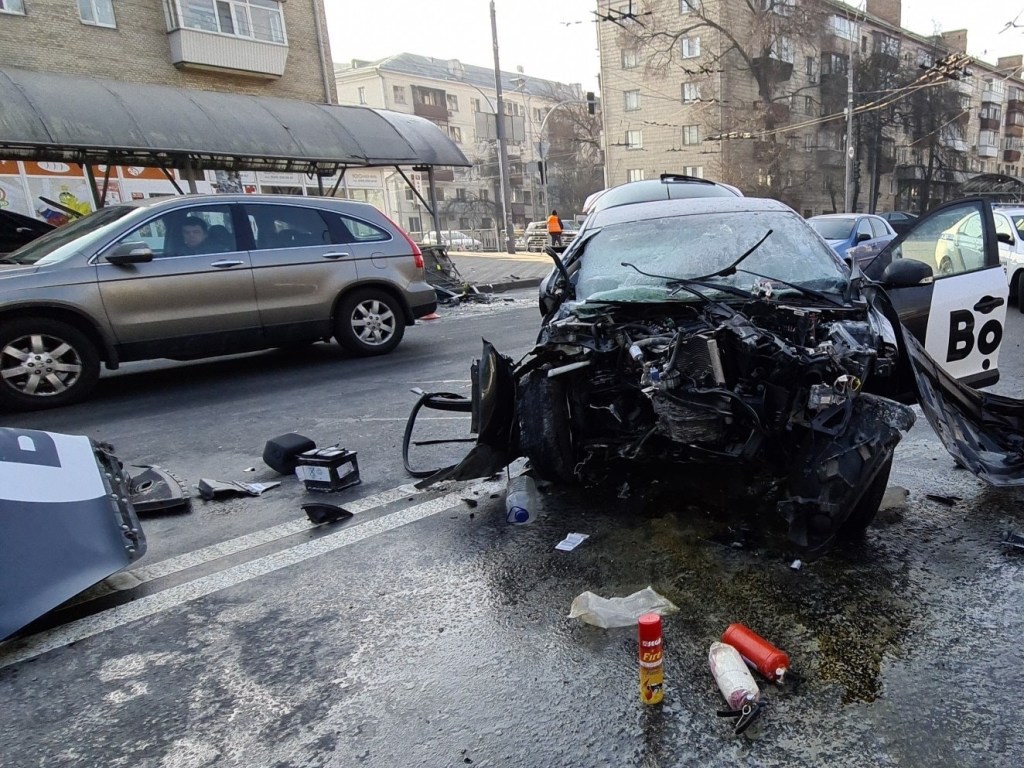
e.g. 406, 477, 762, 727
0, 0, 334, 101
598, 0, 1024, 215
335, 53, 601, 239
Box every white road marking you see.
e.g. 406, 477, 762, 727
0, 480, 502, 669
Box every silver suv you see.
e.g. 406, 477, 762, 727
0, 195, 437, 410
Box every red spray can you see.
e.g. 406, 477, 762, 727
722, 623, 790, 683
638, 613, 664, 704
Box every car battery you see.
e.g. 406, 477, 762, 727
294, 447, 361, 493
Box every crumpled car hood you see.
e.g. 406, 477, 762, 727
903, 330, 1024, 485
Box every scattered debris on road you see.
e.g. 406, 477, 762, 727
295, 447, 361, 492
263, 433, 317, 475
555, 532, 590, 551
1001, 529, 1024, 551
302, 503, 353, 525
568, 586, 678, 629
197, 478, 280, 500
127, 465, 191, 515
710, 641, 765, 736
879, 485, 910, 510
925, 493, 960, 507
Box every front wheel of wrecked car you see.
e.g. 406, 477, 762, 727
0, 318, 101, 411
517, 369, 575, 482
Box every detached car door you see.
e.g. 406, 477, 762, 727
96, 203, 260, 360
865, 198, 1008, 388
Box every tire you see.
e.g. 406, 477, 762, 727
938, 256, 954, 276
0, 317, 100, 411
517, 369, 575, 482
838, 456, 893, 538
334, 289, 405, 356
1016, 273, 1024, 314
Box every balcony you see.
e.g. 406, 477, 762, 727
980, 114, 1001, 131
981, 88, 1001, 104
978, 143, 999, 158
1005, 149, 1022, 163
413, 102, 449, 121
815, 147, 844, 166
168, 29, 287, 78
896, 165, 925, 181
1009, 98, 1024, 113
941, 136, 969, 153
751, 56, 794, 83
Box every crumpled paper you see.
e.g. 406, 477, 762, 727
568, 586, 679, 629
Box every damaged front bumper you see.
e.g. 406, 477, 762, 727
0, 429, 147, 640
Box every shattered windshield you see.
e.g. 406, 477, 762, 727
809, 218, 855, 240
575, 210, 849, 302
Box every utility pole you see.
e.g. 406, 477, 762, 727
490, 0, 516, 254
844, 53, 856, 213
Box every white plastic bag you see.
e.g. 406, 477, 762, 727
567, 586, 679, 629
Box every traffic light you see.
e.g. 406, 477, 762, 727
537, 161, 545, 184
586, 91, 596, 115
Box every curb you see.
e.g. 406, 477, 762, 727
480, 277, 544, 294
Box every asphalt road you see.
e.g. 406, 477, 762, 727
2, 294, 1024, 767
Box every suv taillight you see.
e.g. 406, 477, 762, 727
382, 213, 424, 270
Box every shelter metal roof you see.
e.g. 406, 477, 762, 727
960, 173, 1024, 201
0, 66, 470, 173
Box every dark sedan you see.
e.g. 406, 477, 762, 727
879, 210, 919, 235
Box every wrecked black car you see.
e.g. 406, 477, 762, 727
414, 196, 1011, 556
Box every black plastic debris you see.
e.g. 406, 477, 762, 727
198, 478, 281, 500
263, 433, 317, 475
1002, 530, 1024, 551
128, 465, 191, 515
295, 447, 361, 492
925, 494, 960, 507
302, 503, 353, 525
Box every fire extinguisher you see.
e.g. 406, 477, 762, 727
709, 642, 765, 735
721, 623, 791, 683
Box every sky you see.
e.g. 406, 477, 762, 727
324, 0, 1024, 91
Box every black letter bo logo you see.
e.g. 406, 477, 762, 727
947, 310, 1003, 362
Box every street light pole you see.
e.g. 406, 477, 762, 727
844, 52, 856, 212
490, 0, 516, 254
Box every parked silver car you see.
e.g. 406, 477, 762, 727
0, 195, 436, 410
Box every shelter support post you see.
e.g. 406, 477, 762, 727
427, 167, 442, 239
183, 158, 199, 194
329, 168, 347, 197
82, 164, 102, 209
155, 162, 185, 195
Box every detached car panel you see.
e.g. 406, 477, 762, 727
0, 428, 145, 640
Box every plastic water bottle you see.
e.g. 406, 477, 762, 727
505, 475, 539, 524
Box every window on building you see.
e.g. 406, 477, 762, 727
456, 188, 467, 201
357, 87, 367, 105
684, 166, 704, 178
804, 134, 814, 150
404, 188, 415, 201
680, 0, 701, 12
874, 33, 899, 57
78, 0, 116, 26
622, 49, 639, 69
627, 169, 646, 182
447, 94, 459, 112
482, 217, 492, 228
393, 85, 407, 104
772, 36, 794, 63
804, 95, 814, 114
449, 126, 463, 143
523, 190, 532, 205
436, 188, 445, 201
471, 97, 481, 113
408, 216, 422, 233
761, 0, 794, 14
504, 102, 513, 115
459, 217, 470, 229
172, 0, 287, 44
624, 89, 641, 111
626, 130, 643, 150
829, 15, 857, 42
821, 52, 848, 76
682, 125, 700, 145
681, 82, 700, 103
0, 0, 25, 13
533, 107, 544, 121
805, 56, 817, 81
681, 36, 701, 59
480, 189, 489, 201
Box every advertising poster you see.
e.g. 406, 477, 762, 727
0, 161, 30, 217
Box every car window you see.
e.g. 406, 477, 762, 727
109, 205, 236, 259
869, 217, 889, 238
323, 212, 391, 244
576, 210, 848, 302
995, 213, 1014, 242
891, 203, 988, 277
245, 204, 329, 250
809, 218, 854, 240
856, 218, 873, 239
1012, 215, 1024, 239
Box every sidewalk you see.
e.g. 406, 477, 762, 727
444, 250, 553, 293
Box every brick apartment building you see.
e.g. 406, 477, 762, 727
0, 0, 337, 217
598, 0, 1024, 215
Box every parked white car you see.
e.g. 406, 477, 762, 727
421, 230, 483, 251
992, 205, 1024, 311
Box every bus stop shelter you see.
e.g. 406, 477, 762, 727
0, 66, 469, 233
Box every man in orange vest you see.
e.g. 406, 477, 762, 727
547, 209, 564, 246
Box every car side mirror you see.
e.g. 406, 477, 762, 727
998, 231, 1013, 244
856, 232, 872, 243
880, 258, 933, 288
105, 242, 154, 265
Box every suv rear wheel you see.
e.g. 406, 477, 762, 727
0, 318, 100, 410
335, 289, 405, 355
